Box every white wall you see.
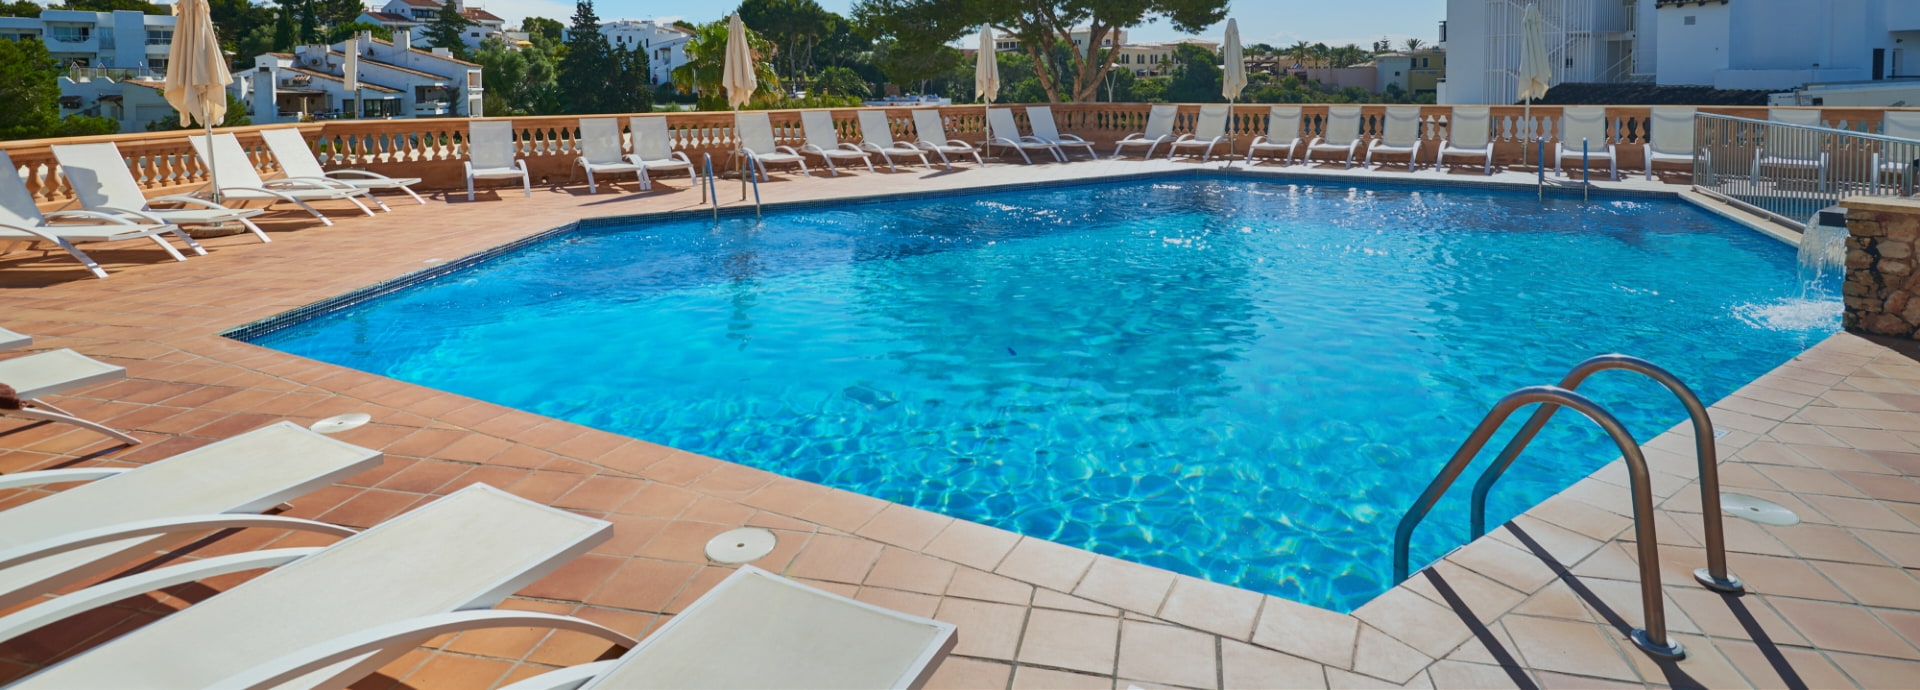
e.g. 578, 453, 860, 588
1441, 0, 1488, 104
1654, 3, 1728, 86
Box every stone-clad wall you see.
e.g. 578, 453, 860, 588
1844, 197, 1920, 337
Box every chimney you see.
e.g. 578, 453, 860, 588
450, 0, 464, 13
397, 28, 413, 50
360, 30, 373, 49
432, 47, 451, 57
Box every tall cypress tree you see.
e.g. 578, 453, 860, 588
296, 0, 318, 44
607, 44, 651, 113
272, 2, 295, 51
423, 1, 473, 58
556, 0, 609, 113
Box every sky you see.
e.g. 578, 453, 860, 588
472, 0, 1447, 50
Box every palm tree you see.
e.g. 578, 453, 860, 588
1310, 43, 1330, 68
1287, 40, 1312, 68
1403, 37, 1426, 52
671, 19, 784, 110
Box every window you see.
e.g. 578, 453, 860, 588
1420, 57, 1429, 67
145, 28, 171, 45
1683, 15, 1696, 25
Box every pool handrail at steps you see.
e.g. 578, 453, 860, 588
1390, 377, 1686, 661
1466, 354, 1743, 594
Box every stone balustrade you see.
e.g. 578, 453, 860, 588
2, 103, 1915, 205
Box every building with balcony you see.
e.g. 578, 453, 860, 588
0, 8, 173, 74
358, 0, 508, 51
1112, 38, 1220, 77
599, 19, 692, 86
1375, 49, 1447, 96
233, 30, 483, 123
993, 28, 1130, 56
1444, 0, 1920, 104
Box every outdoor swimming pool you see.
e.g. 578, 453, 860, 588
248, 177, 1839, 612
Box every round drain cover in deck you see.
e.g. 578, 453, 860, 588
706, 528, 777, 564
1721, 493, 1800, 526
309, 413, 372, 435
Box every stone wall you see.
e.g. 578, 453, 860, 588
1844, 197, 1920, 337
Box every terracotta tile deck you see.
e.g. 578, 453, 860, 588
2, 155, 1917, 689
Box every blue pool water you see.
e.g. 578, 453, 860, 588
250, 177, 1839, 612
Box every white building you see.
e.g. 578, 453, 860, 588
1112, 38, 1218, 76
1443, 0, 1920, 104
994, 28, 1129, 55
359, 0, 508, 51
598, 19, 692, 86
0, 9, 173, 74
233, 30, 484, 123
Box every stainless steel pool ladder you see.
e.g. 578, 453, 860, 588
701, 153, 719, 221
1391, 354, 1743, 662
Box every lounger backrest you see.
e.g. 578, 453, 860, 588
1769, 109, 1824, 128
1884, 111, 1920, 141
1559, 107, 1609, 147
736, 112, 779, 152
189, 133, 270, 188
1380, 107, 1421, 146
1447, 107, 1491, 148
1648, 107, 1696, 155
468, 120, 519, 169
260, 128, 326, 179
0, 151, 48, 227
51, 142, 150, 211
801, 110, 843, 151
1189, 105, 1228, 140
19, 485, 610, 688
577, 117, 625, 165
857, 110, 896, 147
1144, 104, 1178, 139
1266, 106, 1301, 142
911, 109, 950, 144
987, 108, 1024, 141
1028, 106, 1064, 140
630, 116, 675, 160
0, 422, 380, 611
1324, 106, 1361, 143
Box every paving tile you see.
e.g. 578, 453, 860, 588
1252, 597, 1359, 670
1811, 561, 1920, 608
1499, 615, 1639, 682
1117, 620, 1219, 689
1073, 556, 1176, 615
1767, 597, 1920, 660
933, 597, 1027, 660
1423, 660, 1530, 690
1011, 666, 1113, 690
1159, 575, 1264, 641
863, 547, 958, 595
924, 657, 1014, 690
946, 567, 1034, 606
922, 518, 1023, 572
995, 537, 1097, 593
1352, 586, 1475, 659
1018, 609, 1120, 675
783, 533, 884, 584
1220, 638, 1327, 690
1827, 650, 1920, 689
854, 503, 955, 551
1711, 638, 1855, 690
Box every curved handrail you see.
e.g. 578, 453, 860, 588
1391, 385, 1685, 659
1469, 354, 1742, 593
746, 154, 762, 216
701, 152, 718, 221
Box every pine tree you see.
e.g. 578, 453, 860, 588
555, 0, 608, 113
296, 0, 318, 44
0, 37, 60, 140
423, 1, 473, 58
272, 3, 295, 51
607, 44, 651, 113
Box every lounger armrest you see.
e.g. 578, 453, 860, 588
1171, 134, 1196, 144
213, 185, 300, 203
671, 152, 693, 165
498, 660, 619, 690
1118, 133, 1147, 142
88, 206, 170, 224
0, 222, 61, 243
835, 143, 866, 154
1055, 134, 1090, 144
322, 169, 395, 180
275, 176, 361, 191
1249, 135, 1271, 147
1307, 136, 1327, 148
940, 139, 973, 149
0, 514, 356, 573
212, 611, 639, 690
0, 547, 322, 645
39, 210, 142, 226
776, 145, 803, 157
146, 195, 238, 211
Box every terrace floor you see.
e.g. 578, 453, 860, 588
2, 155, 1917, 689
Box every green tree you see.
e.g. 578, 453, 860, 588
313, 0, 362, 28
210, 0, 275, 56
1162, 41, 1220, 103
873, 38, 957, 93
1403, 37, 1425, 52
234, 24, 277, 60
854, 0, 1228, 102
423, 0, 474, 59
607, 43, 653, 113
325, 20, 392, 43
738, 0, 832, 83
272, 2, 296, 50
669, 19, 782, 110
0, 1, 43, 17
522, 16, 565, 51
297, 0, 319, 44
809, 65, 869, 98
474, 36, 559, 115
0, 37, 62, 140
555, 0, 609, 112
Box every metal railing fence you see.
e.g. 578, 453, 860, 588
1694, 113, 1920, 227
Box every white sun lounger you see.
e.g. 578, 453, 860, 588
985, 108, 1063, 164
856, 110, 932, 172
628, 116, 696, 190
259, 128, 425, 205
909, 110, 984, 168
1167, 104, 1231, 162
0, 422, 378, 621
51, 141, 271, 243
1113, 104, 1179, 159
1438, 107, 1496, 175
499, 565, 957, 690
0, 326, 28, 351
189, 133, 378, 221
737, 112, 812, 181
1026, 107, 1097, 159
2, 151, 201, 279
1644, 107, 1698, 181
466, 120, 532, 201
1554, 106, 1618, 180
1306, 105, 1365, 168
1247, 106, 1304, 166
1751, 109, 1829, 190
799, 110, 875, 176
1873, 111, 1920, 194
1365, 106, 1425, 171
0, 348, 137, 445
16, 485, 624, 689
571, 118, 644, 194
